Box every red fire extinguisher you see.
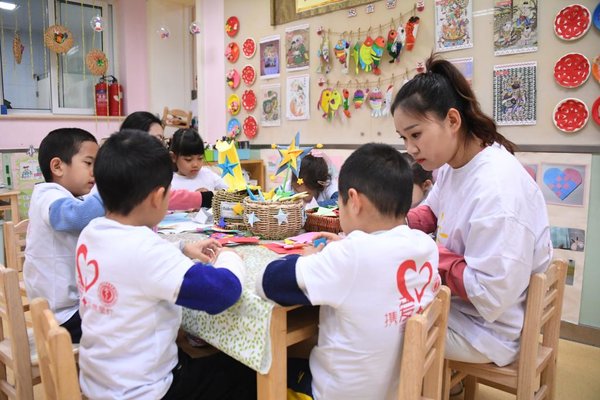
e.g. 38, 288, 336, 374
95, 75, 124, 116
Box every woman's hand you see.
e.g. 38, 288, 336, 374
183, 239, 222, 263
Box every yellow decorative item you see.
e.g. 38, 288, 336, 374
297, 178, 304, 185
44, 25, 74, 54
215, 140, 247, 191
232, 202, 244, 215
316, 143, 324, 148
86, 49, 108, 75
12, 33, 24, 64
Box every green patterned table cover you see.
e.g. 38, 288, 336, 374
168, 233, 280, 373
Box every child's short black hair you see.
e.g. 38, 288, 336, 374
169, 128, 205, 156
295, 154, 331, 193
94, 130, 173, 216
120, 111, 163, 132
38, 128, 98, 182
339, 143, 412, 218
401, 152, 433, 185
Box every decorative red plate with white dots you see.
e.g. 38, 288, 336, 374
242, 37, 256, 58
225, 16, 239, 38
243, 115, 258, 139
241, 65, 256, 86
592, 97, 600, 126
553, 98, 589, 133
554, 4, 591, 40
554, 53, 591, 88
242, 89, 257, 111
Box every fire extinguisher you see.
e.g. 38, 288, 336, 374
95, 75, 124, 116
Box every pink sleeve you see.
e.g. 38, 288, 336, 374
407, 205, 437, 234
169, 189, 202, 211
437, 244, 469, 302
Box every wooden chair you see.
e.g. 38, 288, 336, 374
30, 297, 82, 400
162, 107, 192, 129
0, 266, 40, 400
442, 259, 567, 400
3, 220, 30, 308
398, 285, 451, 400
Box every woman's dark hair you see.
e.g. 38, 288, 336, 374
296, 154, 331, 195
391, 55, 516, 154
120, 111, 163, 132
169, 128, 205, 156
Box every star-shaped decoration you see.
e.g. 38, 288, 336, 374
218, 155, 239, 178
232, 202, 244, 215
247, 212, 260, 227
273, 208, 288, 225
297, 178, 304, 185
263, 188, 276, 200
218, 217, 227, 228
276, 132, 312, 177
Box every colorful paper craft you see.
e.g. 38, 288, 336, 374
543, 167, 583, 200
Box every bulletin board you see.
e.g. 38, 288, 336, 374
223, 0, 599, 148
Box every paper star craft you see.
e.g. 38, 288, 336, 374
273, 208, 289, 225
247, 212, 260, 227
232, 202, 244, 215
297, 178, 304, 185
218, 155, 239, 178
276, 132, 312, 176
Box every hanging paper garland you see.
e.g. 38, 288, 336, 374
554, 4, 591, 40
553, 98, 589, 133
13, 33, 24, 64
553, 53, 590, 88
86, 49, 108, 76
44, 24, 74, 54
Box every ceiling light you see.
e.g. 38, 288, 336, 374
0, 2, 18, 11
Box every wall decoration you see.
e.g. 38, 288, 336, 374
242, 89, 257, 112
189, 21, 201, 35
242, 37, 257, 58
493, 0, 537, 56
553, 53, 590, 88
553, 98, 589, 133
260, 84, 281, 127
333, 36, 350, 73
434, 0, 473, 52
296, 0, 345, 13
554, 4, 591, 40
449, 57, 473, 85
86, 49, 109, 76
272, 0, 373, 25
225, 42, 240, 63
521, 163, 537, 182
259, 35, 280, 79
157, 26, 170, 40
227, 94, 241, 115
592, 97, 600, 126
594, 2, 600, 31
44, 25, 74, 53
226, 69, 241, 89
243, 115, 259, 139
316, 29, 331, 74
286, 75, 310, 120
285, 24, 310, 71
227, 118, 242, 140
541, 163, 585, 206
550, 226, 585, 252
242, 65, 256, 86
493, 62, 536, 126
591, 55, 600, 84
225, 16, 240, 37
90, 15, 104, 32
12, 33, 24, 64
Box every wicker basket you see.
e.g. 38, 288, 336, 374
211, 190, 248, 230
304, 209, 342, 234
243, 197, 304, 239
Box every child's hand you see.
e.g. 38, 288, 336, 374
183, 239, 222, 263
313, 231, 343, 244
302, 243, 324, 256
195, 187, 210, 192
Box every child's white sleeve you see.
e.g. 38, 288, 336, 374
213, 251, 245, 286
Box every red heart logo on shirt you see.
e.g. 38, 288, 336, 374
76, 244, 99, 294
396, 260, 433, 303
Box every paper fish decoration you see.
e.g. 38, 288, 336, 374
353, 89, 365, 109
333, 39, 350, 74
342, 89, 351, 118
329, 89, 343, 119
215, 140, 247, 190
318, 88, 332, 119
352, 41, 362, 75
371, 36, 385, 75
368, 87, 384, 118
358, 36, 374, 72
405, 16, 420, 51
387, 24, 405, 63
316, 34, 331, 74
381, 84, 394, 117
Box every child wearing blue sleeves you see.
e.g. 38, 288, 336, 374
24, 128, 105, 343
256, 143, 440, 400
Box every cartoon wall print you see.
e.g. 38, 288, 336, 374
493, 62, 536, 126
285, 24, 310, 71
260, 84, 281, 127
286, 74, 310, 120
494, 0, 538, 56
541, 163, 585, 206
448, 57, 473, 85
550, 226, 585, 252
434, 0, 473, 52
259, 35, 281, 79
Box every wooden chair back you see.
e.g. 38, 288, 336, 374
0, 265, 40, 400
30, 297, 82, 400
398, 285, 451, 400
443, 259, 568, 400
3, 219, 28, 272
162, 107, 192, 129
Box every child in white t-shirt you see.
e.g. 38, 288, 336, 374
256, 143, 440, 400
290, 153, 338, 208
77, 131, 255, 399
24, 128, 105, 343
401, 152, 434, 208
169, 129, 227, 207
